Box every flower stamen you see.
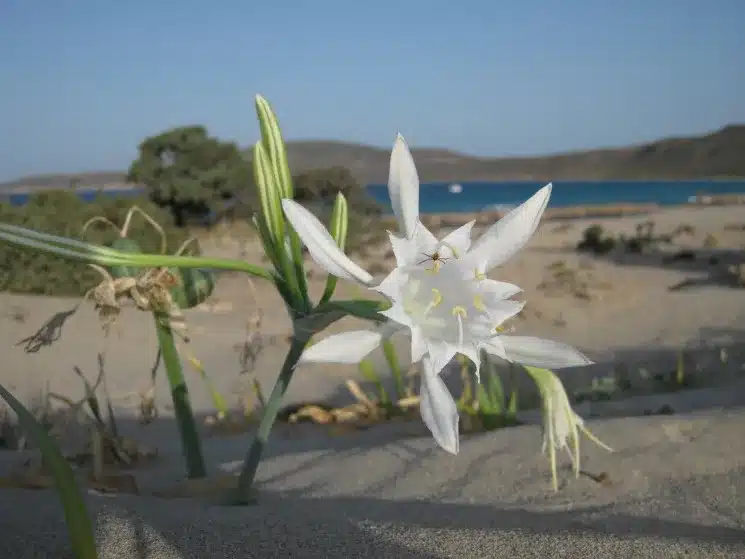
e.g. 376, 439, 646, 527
425, 261, 441, 274
452, 306, 467, 346
423, 288, 443, 316
473, 294, 486, 312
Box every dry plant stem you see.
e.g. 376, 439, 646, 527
233, 332, 311, 504
153, 313, 206, 478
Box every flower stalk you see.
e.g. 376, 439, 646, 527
231, 331, 313, 504
154, 313, 207, 478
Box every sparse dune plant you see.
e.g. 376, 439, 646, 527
0, 94, 612, 554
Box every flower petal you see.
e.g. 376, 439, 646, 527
300, 330, 383, 364
480, 337, 507, 360
374, 267, 406, 300
379, 300, 414, 328
458, 344, 482, 381
426, 340, 458, 374
476, 279, 523, 304
485, 299, 526, 328
466, 183, 552, 273
438, 221, 475, 259
410, 326, 427, 363
413, 221, 439, 261
419, 355, 460, 454
498, 335, 593, 368
388, 134, 420, 240
282, 199, 374, 285
388, 231, 416, 267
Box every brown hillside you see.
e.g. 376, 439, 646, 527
3, 124, 743, 191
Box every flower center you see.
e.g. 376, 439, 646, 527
402, 244, 504, 346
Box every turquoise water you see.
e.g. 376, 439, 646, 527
367, 180, 745, 214
3, 180, 745, 215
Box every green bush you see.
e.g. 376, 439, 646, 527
0, 190, 195, 297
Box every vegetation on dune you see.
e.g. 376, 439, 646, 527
0, 191, 194, 297
0, 124, 382, 297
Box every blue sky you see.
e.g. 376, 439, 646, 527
2, 0, 744, 181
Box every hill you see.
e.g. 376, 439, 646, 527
3, 124, 744, 191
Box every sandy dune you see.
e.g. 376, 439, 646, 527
1, 203, 745, 557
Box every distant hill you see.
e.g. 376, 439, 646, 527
3, 124, 744, 192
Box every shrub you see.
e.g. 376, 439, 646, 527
576, 224, 616, 255
0, 191, 195, 297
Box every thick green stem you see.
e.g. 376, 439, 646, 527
233, 332, 311, 503
153, 314, 207, 478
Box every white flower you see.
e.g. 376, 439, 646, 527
281, 134, 592, 455
526, 366, 613, 491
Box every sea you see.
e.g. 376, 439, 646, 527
3, 180, 745, 215
367, 180, 745, 214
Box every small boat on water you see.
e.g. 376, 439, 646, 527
448, 183, 463, 194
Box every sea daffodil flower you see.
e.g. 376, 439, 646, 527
281, 135, 592, 454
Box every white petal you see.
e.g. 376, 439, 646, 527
379, 301, 414, 328
438, 221, 474, 259
485, 299, 525, 327
499, 335, 593, 368
410, 326, 427, 363
282, 199, 374, 285
466, 183, 552, 272
426, 341, 457, 374
388, 231, 416, 267
476, 279, 523, 303
458, 344, 482, 381
388, 134, 420, 239
419, 356, 460, 454
481, 338, 507, 360
300, 330, 383, 364
374, 267, 406, 299
413, 222, 439, 260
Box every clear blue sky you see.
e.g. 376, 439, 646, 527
2, 0, 744, 181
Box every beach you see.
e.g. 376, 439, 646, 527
1, 202, 745, 557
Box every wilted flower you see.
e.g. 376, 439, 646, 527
526, 366, 613, 490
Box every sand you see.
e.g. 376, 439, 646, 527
1, 203, 745, 557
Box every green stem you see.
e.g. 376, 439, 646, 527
382, 339, 406, 400
232, 332, 311, 503
153, 314, 207, 478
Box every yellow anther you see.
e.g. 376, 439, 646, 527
474, 269, 486, 280
431, 289, 443, 307
473, 295, 486, 312
494, 324, 507, 333
452, 306, 468, 317
425, 260, 442, 274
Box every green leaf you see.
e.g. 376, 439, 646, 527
483, 355, 505, 413
314, 299, 388, 322
320, 193, 349, 305
476, 383, 494, 414
0, 383, 98, 559
0, 222, 274, 280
